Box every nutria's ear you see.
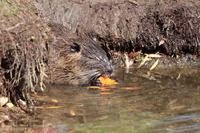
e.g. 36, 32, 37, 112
70, 43, 80, 53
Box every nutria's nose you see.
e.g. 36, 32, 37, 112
106, 65, 113, 74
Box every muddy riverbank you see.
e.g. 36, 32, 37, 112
34, 0, 200, 56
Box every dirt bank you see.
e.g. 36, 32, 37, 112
33, 0, 200, 56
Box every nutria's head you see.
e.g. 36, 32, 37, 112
62, 40, 113, 85
48, 22, 114, 85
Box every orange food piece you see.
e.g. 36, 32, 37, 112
98, 77, 118, 86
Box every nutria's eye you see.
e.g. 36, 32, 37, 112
70, 43, 80, 53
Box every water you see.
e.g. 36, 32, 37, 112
6, 66, 200, 133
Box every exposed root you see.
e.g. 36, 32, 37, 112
0, 1, 51, 113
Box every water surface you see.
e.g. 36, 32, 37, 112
8, 65, 200, 132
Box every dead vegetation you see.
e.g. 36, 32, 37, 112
0, 0, 51, 113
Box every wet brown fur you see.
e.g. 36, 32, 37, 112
46, 22, 113, 85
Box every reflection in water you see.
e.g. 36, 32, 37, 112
9, 66, 200, 132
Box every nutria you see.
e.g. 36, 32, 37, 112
46, 22, 113, 85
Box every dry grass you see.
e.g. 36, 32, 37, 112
0, 0, 52, 113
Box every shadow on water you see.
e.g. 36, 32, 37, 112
8, 65, 200, 132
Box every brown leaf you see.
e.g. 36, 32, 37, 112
119, 87, 143, 90
68, 130, 75, 133
70, 110, 75, 116
100, 88, 111, 91
43, 106, 63, 109
87, 86, 101, 89
31, 94, 42, 98
100, 92, 113, 95
129, 51, 141, 58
